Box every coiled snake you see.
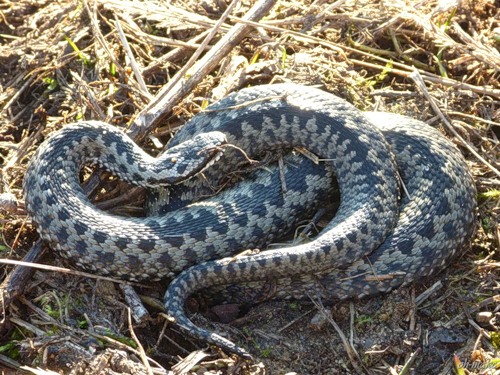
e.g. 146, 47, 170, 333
23, 84, 476, 358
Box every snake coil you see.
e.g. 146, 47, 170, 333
24, 84, 476, 358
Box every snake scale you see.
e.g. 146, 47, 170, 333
23, 84, 476, 358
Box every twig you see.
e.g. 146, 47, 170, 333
398, 348, 422, 375
3, 118, 44, 170
95, 186, 143, 211
127, 307, 154, 375
409, 69, 500, 179
131, 0, 242, 137
129, 0, 278, 141
1, 75, 34, 114
119, 18, 207, 50
227, 16, 500, 99
352, 58, 500, 99
157, 315, 193, 355
415, 280, 443, 306
20, 293, 167, 374
447, 111, 500, 127
0, 258, 144, 286
277, 308, 315, 333
69, 70, 107, 120
171, 350, 211, 375
143, 30, 211, 75
0, 242, 47, 326
114, 16, 151, 98
445, 295, 500, 328
83, 0, 124, 75
308, 294, 370, 375
9, 314, 49, 337
349, 302, 355, 349
0, 353, 23, 371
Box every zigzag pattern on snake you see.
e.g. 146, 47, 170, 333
23, 84, 476, 358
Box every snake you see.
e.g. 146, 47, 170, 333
23, 84, 477, 359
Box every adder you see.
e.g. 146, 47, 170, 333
23, 83, 476, 358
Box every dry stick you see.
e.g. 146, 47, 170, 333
0, 353, 23, 371
119, 18, 207, 50
3, 117, 44, 170
0, 258, 144, 285
143, 30, 211, 76
228, 16, 500, 99
398, 348, 422, 375
308, 295, 369, 375
171, 351, 211, 375
356, 58, 500, 99
114, 16, 151, 98
414, 280, 442, 306
277, 308, 315, 333
348, 301, 355, 351
131, 0, 241, 137
82, 3, 149, 105
447, 111, 500, 127
69, 70, 107, 120
444, 295, 500, 328
409, 69, 500, 179
129, 0, 278, 141
1, 75, 34, 114
0, 242, 47, 325
127, 307, 154, 375
22, 292, 168, 373
83, 0, 124, 75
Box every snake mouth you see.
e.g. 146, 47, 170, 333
197, 146, 225, 174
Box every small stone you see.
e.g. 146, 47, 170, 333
476, 311, 493, 324
308, 309, 331, 331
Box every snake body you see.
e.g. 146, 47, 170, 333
186, 111, 476, 307
23, 84, 476, 358
23, 120, 335, 281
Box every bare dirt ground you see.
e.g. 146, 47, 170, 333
0, 0, 499, 374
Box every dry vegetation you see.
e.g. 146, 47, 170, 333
0, 0, 499, 374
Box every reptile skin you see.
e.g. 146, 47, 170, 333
23, 84, 476, 358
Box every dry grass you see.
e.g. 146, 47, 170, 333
0, 0, 499, 374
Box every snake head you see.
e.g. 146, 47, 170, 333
161, 131, 227, 184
